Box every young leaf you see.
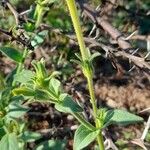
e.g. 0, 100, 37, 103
49, 78, 61, 96
0, 47, 23, 63
97, 108, 110, 128
24, 22, 35, 32
71, 59, 82, 66
74, 125, 100, 150
71, 53, 82, 65
32, 59, 47, 80
90, 52, 101, 62
20, 131, 41, 142
14, 70, 35, 84
103, 109, 143, 127
34, 140, 66, 150
35, 88, 57, 103
55, 93, 83, 113
0, 133, 19, 150
75, 53, 82, 61
12, 87, 35, 97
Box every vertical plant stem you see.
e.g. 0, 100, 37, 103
87, 75, 105, 150
66, 0, 105, 149
35, 6, 43, 27
87, 75, 97, 118
66, 0, 90, 61
34, 5, 44, 28
35, 0, 56, 27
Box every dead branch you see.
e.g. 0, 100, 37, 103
67, 34, 150, 74
75, 0, 150, 75
0, 28, 33, 50
77, 1, 131, 50
130, 35, 150, 41
5, 1, 19, 25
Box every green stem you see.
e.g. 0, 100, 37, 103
35, 5, 43, 28
34, 0, 56, 27
66, 0, 90, 61
87, 75, 97, 118
99, 131, 105, 150
87, 75, 105, 150
66, 0, 105, 149
73, 113, 96, 131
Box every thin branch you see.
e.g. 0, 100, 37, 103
77, 1, 131, 50
5, 1, 19, 25
130, 35, 150, 41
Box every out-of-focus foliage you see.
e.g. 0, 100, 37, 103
112, 1, 150, 34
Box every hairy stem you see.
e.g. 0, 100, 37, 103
66, 0, 105, 149
87, 75, 105, 149
66, 0, 90, 61
34, 4, 44, 27
73, 113, 96, 131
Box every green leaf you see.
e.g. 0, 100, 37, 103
0, 73, 5, 90
31, 30, 48, 48
0, 133, 19, 150
34, 88, 57, 103
14, 70, 35, 84
49, 78, 61, 96
20, 131, 41, 142
32, 59, 47, 79
71, 59, 82, 66
0, 88, 12, 107
75, 53, 82, 61
103, 109, 114, 127
0, 127, 5, 139
48, 71, 61, 79
55, 93, 83, 113
0, 120, 5, 139
5, 67, 17, 86
7, 102, 29, 119
86, 48, 91, 59
0, 47, 23, 63
97, 108, 110, 128
12, 87, 35, 97
90, 52, 101, 61
74, 125, 100, 150
24, 22, 35, 32
10, 95, 24, 102
35, 140, 66, 150
104, 109, 143, 127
